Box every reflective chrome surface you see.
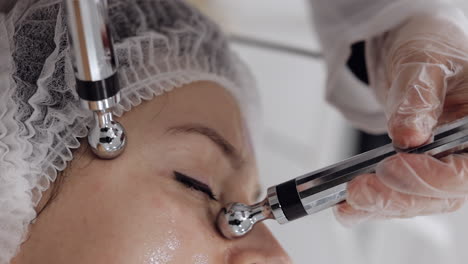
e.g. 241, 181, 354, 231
216, 198, 273, 239
88, 111, 126, 159
80, 93, 121, 111
64, 0, 117, 81
300, 183, 347, 215
267, 186, 288, 224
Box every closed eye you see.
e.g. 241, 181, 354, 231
174, 171, 218, 201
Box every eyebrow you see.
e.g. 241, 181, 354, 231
167, 124, 245, 170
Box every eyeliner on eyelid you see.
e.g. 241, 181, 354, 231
173, 171, 218, 201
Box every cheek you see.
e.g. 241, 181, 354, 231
135, 194, 224, 263
137, 214, 183, 264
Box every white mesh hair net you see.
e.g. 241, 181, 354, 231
0, 0, 258, 262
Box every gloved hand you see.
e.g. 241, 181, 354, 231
335, 10, 468, 226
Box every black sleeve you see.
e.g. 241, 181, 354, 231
346, 41, 369, 85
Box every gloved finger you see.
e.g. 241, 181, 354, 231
376, 153, 468, 198
334, 197, 464, 227
386, 62, 450, 149
342, 173, 465, 220
334, 202, 388, 227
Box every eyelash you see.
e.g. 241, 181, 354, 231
174, 171, 218, 201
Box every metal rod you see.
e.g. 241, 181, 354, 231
269, 116, 468, 223
229, 34, 323, 59
65, 0, 117, 82
64, 0, 126, 159
217, 117, 468, 238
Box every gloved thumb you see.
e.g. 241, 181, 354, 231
386, 62, 451, 149
373, 14, 465, 149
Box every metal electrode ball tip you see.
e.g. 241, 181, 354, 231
88, 111, 127, 159
216, 199, 273, 239
217, 203, 256, 239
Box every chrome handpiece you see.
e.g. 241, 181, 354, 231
64, 0, 126, 159
217, 117, 468, 239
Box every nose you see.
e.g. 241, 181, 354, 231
227, 223, 292, 264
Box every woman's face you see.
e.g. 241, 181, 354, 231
13, 82, 291, 264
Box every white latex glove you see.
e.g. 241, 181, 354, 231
335, 10, 468, 226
